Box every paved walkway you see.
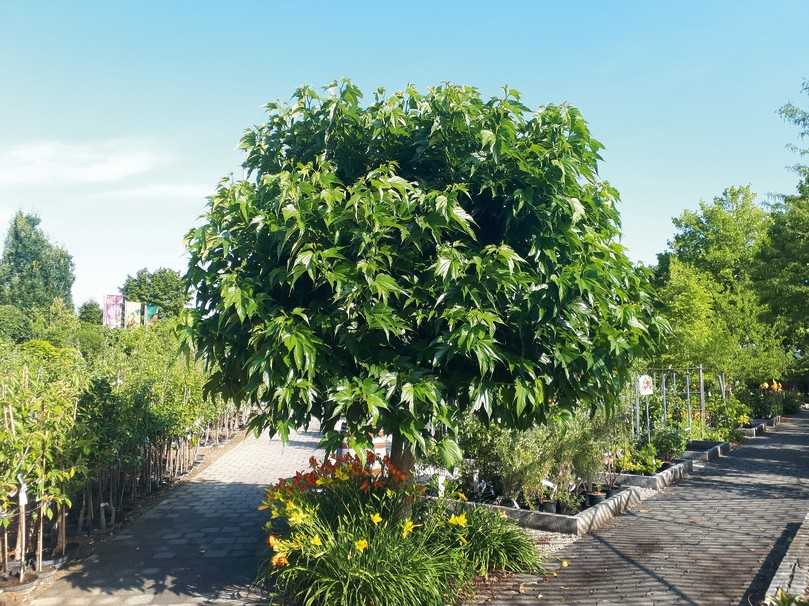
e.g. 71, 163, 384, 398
472, 413, 809, 606
28, 415, 809, 606
30, 429, 321, 606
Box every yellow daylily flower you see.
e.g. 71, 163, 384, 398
288, 510, 308, 526
401, 518, 417, 538
370, 512, 383, 525
311, 535, 322, 546
448, 513, 467, 527
271, 553, 288, 567
354, 538, 369, 553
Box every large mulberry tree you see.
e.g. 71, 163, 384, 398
183, 81, 664, 469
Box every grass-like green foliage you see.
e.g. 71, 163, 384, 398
765, 590, 809, 606
452, 506, 541, 576
273, 515, 464, 606
262, 454, 541, 606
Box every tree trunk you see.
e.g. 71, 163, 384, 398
36, 504, 43, 572
2, 524, 7, 574
17, 488, 26, 582
108, 477, 116, 529
77, 489, 86, 532
58, 506, 67, 557
389, 434, 416, 480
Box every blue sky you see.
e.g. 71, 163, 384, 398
1, 1, 807, 306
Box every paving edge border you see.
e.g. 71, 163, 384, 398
615, 459, 694, 490
682, 440, 731, 462
740, 421, 769, 438
443, 487, 643, 536
766, 509, 809, 598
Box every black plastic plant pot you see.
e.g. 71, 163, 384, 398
605, 487, 621, 498
587, 493, 606, 507
541, 501, 558, 514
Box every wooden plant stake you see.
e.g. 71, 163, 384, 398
17, 479, 27, 583
36, 503, 43, 572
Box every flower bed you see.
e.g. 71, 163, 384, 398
260, 453, 542, 606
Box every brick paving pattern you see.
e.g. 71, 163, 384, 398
30, 428, 321, 606
471, 413, 809, 606
27, 415, 809, 605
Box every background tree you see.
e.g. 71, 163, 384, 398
78, 300, 103, 325
0, 304, 33, 343
656, 259, 730, 369
32, 298, 81, 349
778, 78, 808, 182
668, 186, 770, 286
0, 212, 75, 311
183, 81, 664, 469
655, 186, 789, 386
756, 80, 809, 381
120, 267, 187, 317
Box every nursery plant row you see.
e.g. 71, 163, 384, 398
0, 321, 240, 590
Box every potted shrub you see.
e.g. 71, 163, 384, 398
651, 424, 688, 464
586, 482, 606, 507
556, 488, 581, 515
603, 449, 623, 497
538, 481, 558, 513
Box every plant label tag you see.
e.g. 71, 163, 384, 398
638, 374, 654, 397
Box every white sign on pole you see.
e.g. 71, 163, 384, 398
638, 374, 654, 397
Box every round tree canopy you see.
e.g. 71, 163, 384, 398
183, 81, 664, 462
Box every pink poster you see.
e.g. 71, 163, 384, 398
103, 294, 124, 328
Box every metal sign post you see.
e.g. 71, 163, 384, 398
685, 372, 692, 433
698, 365, 706, 438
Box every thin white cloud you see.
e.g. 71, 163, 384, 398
92, 183, 212, 200
0, 140, 167, 186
